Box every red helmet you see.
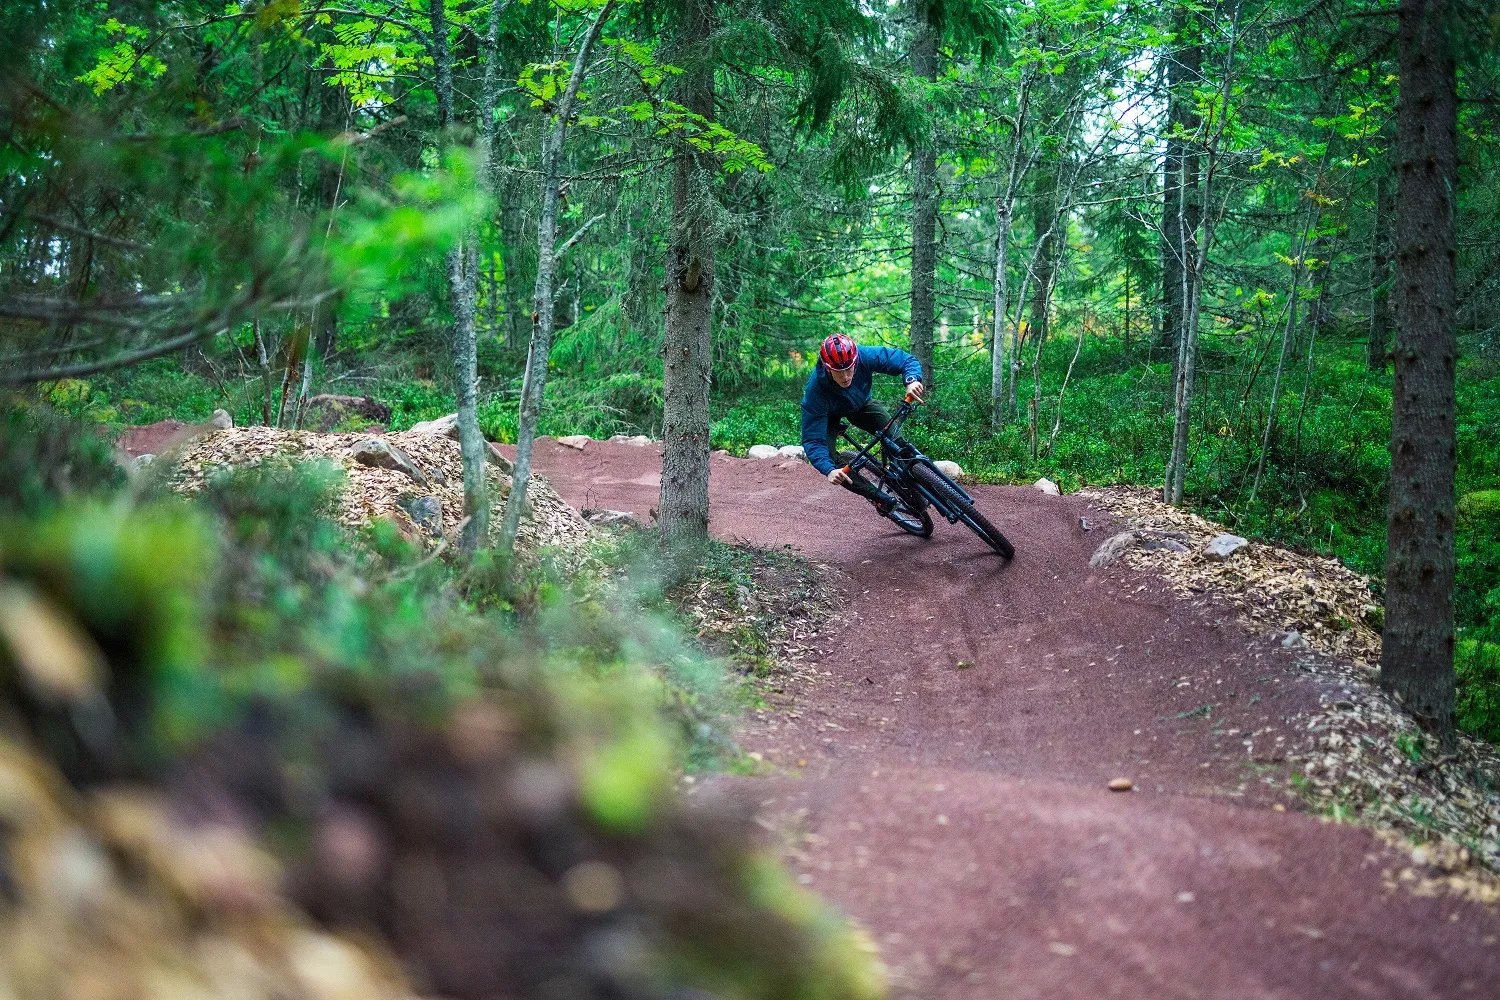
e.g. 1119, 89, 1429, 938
819, 333, 858, 372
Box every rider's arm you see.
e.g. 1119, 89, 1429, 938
800, 402, 838, 476
864, 345, 924, 386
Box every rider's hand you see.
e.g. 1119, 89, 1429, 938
906, 380, 925, 404
827, 467, 851, 487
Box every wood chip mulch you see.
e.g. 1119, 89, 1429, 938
1081, 485, 1500, 897
165, 427, 590, 560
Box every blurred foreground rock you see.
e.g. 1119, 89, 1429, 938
0, 737, 414, 1000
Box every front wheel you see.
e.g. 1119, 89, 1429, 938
958, 505, 1015, 559
910, 463, 1015, 558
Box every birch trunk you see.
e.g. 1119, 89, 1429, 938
253, 318, 272, 425
989, 70, 1034, 429
497, 2, 616, 556
1382, 0, 1457, 744
430, 0, 490, 553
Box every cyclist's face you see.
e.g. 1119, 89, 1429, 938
828, 364, 855, 388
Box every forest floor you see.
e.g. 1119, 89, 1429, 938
511, 436, 1500, 1000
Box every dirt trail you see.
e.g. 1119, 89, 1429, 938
515, 437, 1500, 999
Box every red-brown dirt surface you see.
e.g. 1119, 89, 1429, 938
512, 436, 1500, 999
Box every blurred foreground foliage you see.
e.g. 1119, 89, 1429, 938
0, 406, 882, 1000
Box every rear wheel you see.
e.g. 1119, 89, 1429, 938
887, 497, 933, 537
910, 463, 1015, 558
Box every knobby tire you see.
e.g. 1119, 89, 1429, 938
910, 463, 1015, 558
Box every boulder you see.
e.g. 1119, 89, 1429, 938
1202, 533, 1249, 561
127, 453, 156, 475
934, 459, 964, 478
350, 438, 427, 486
556, 435, 590, 451
208, 409, 233, 430
486, 442, 515, 474
582, 508, 649, 530
409, 413, 460, 438
1033, 477, 1060, 495
777, 445, 806, 460
303, 395, 392, 433
1140, 535, 1190, 554
747, 445, 780, 460
1089, 530, 1139, 568
397, 494, 443, 537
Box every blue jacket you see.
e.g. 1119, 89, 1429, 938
800, 345, 923, 475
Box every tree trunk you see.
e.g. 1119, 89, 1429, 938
1368, 172, 1394, 370
1381, 0, 1457, 744
497, 1, 617, 556
1163, 9, 1233, 506
1028, 167, 1058, 350
659, 0, 716, 552
430, 0, 489, 553
908, 1, 939, 386
990, 194, 1012, 428
499, 183, 528, 351
253, 318, 273, 426
1160, 13, 1201, 373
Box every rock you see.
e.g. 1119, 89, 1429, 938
486, 442, 515, 474
582, 508, 648, 530
350, 438, 427, 486
711, 449, 729, 458
1078, 516, 1093, 531
1280, 630, 1310, 650
302, 394, 392, 433
777, 444, 806, 460
1034, 477, 1060, 495
607, 433, 654, 446
1089, 530, 1139, 568
1108, 777, 1134, 792
556, 435, 590, 451
127, 453, 156, 474
1140, 535, 1190, 554
409, 413, 460, 437
747, 445, 780, 460
1202, 533, 1249, 561
0, 582, 106, 703
934, 459, 964, 478
397, 494, 443, 537
208, 408, 233, 430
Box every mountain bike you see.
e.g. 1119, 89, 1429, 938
837, 393, 1015, 558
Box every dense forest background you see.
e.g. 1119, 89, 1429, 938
3, 0, 1499, 734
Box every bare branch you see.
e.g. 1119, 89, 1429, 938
556, 213, 605, 258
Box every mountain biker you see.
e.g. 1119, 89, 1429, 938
801, 333, 925, 515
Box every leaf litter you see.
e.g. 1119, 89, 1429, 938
1082, 485, 1500, 901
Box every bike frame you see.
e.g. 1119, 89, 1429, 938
838, 400, 977, 525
